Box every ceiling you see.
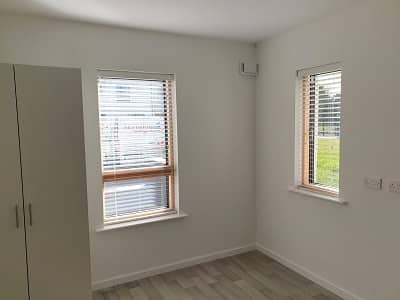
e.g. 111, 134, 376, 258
0, 0, 359, 42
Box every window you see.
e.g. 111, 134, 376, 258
297, 64, 342, 195
97, 71, 176, 224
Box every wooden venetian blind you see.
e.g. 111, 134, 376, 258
97, 71, 175, 223
298, 65, 342, 194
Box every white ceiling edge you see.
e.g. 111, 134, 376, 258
0, 0, 363, 43
0, 12, 257, 46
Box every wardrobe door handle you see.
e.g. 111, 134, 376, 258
15, 205, 20, 229
28, 203, 33, 226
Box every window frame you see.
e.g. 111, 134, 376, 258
97, 70, 177, 225
296, 63, 343, 197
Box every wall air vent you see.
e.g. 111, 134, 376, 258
240, 61, 258, 78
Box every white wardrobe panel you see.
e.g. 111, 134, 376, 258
14, 65, 91, 300
0, 64, 29, 300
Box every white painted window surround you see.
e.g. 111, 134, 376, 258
288, 185, 347, 205
97, 211, 188, 231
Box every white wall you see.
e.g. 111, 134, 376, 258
256, 1, 400, 299
0, 15, 256, 286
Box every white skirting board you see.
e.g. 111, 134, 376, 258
92, 244, 256, 290
256, 243, 364, 300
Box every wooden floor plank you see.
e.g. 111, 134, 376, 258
192, 277, 223, 300
235, 279, 268, 300
129, 286, 150, 300
167, 280, 195, 300
186, 286, 209, 300
116, 285, 133, 300
217, 275, 253, 299
212, 281, 238, 300
193, 266, 218, 284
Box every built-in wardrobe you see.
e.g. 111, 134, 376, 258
0, 64, 91, 300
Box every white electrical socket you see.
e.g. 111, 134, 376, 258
388, 181, 400, 193
364, 177, 382, 190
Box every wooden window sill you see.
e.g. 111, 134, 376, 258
96, 211, 188, 232
289, 186, 347, 205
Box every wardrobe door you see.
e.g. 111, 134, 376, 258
14, 65, 91, 300
0, 64, 29, 300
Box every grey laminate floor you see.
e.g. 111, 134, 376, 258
93, 250, 343, 300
